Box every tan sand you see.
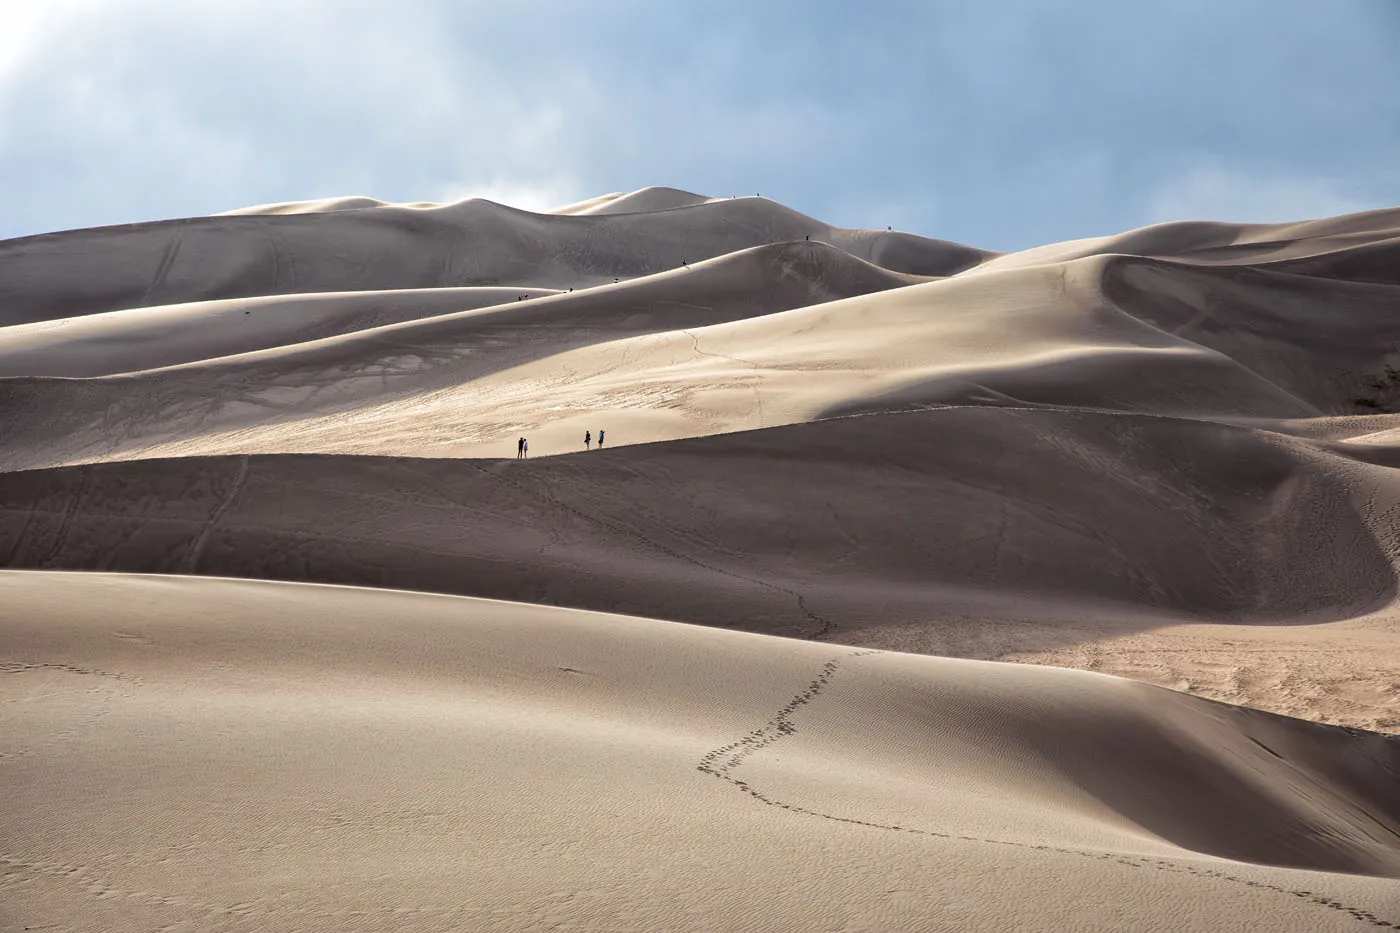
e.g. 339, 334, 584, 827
2, 571, 1397, 932
2, 187, 1400, 928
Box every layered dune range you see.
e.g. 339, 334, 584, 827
3, 187, 1400, 930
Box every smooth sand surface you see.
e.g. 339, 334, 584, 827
2, 188, 1399, 929
3, 572, 1398, 932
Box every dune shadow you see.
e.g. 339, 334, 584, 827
0, 409, 1393, 661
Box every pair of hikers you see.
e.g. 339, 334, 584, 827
516, 437, 529, 459
584, 429, 605, 450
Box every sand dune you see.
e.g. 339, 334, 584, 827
3, 571, 1398, 933
3, 187, 1400, 929
0, 193, 988, 326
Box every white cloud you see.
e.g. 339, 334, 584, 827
0, 1, 599, 234
0, 0, 95, 82
1147, 161, 1371, 225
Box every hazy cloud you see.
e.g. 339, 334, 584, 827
1, 1, 1397, 249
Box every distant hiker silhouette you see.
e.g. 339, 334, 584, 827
523, 438, 529, 458
516, 437, 524, 459
585, 430, 591, 450
598, 429, 605, 448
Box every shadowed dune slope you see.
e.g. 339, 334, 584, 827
219, 195, 406, 215
0, 238, 910, 380
1, 409, 1394, 637
0, 195, 990, 325
971, 207, 1400, 274
1098, 257, 1400, 412
2, 571, 1398, 933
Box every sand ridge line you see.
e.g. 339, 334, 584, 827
696, 649, 1400, 929
680, 327, 766, 428
464, 458, 839, 639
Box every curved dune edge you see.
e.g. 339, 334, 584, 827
2, 571, 1397, 933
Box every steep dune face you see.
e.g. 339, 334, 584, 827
1100, 257, 1400, 414
3, 572, 1398, 933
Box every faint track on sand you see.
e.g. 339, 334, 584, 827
697, 649, 1400, 929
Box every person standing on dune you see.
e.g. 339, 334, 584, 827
585, 430, 591, 450
598, 429, 605, 448
523, 438, 529, 458
516, 437, 524, 459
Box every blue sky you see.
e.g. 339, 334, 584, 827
1, 1, 1397, 251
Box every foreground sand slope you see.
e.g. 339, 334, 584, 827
3, 572, 1397, 932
